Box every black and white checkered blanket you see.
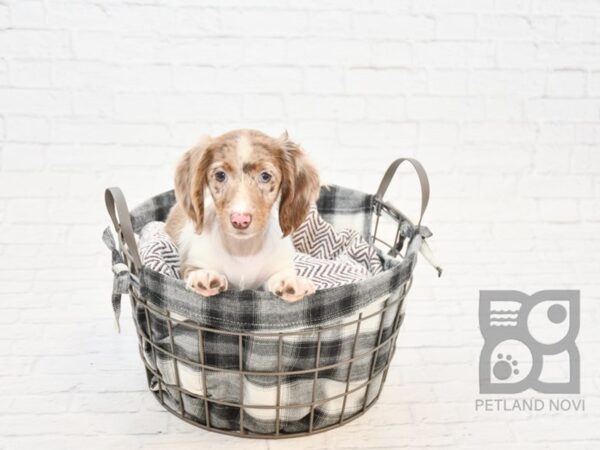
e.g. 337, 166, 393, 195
104, 186, 427, 434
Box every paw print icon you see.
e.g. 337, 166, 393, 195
479, 290, 580, 394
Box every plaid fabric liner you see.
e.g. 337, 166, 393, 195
103, 185, 426, 434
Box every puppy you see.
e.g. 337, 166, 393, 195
165, 129, 320, 302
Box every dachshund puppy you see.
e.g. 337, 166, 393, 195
165, 129, 320, 302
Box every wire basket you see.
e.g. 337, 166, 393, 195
103, 158, 437, 438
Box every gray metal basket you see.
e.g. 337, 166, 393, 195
103, 158, 438, 439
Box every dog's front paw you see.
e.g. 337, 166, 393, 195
185, 269, 228, 297
268, 271, 316, 302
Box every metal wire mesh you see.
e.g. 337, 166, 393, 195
119, 195, 415, 439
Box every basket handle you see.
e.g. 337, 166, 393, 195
105, 187, 142, 271
374, 158, 430, 226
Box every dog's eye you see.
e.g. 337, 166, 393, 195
215, 170, 227, 182
259, 171, 272, 183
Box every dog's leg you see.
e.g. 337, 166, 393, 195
266, 269, 316, 302
183, 265, 228, 297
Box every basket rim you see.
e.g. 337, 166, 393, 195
138, 248, 416, 331
114, 183, 424, 332
123, 185, 422, 332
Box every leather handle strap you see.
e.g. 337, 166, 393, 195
105, 187, 142, 271
374, 158, 430, 226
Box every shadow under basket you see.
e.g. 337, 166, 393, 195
103, 158, 439, 439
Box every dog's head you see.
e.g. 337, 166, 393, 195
174, 129, 320, 238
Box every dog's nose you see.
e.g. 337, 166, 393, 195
230, 212, 252, 230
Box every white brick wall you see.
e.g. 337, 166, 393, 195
1, 0, 599, 448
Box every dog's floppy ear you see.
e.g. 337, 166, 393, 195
174, 135, 212, 234
278, 132, 320, 236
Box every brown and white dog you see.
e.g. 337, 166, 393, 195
165, 129, 320, 302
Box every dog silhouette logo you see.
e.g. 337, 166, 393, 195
479, 290, 580, 394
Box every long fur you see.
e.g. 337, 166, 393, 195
165, 129, 320, 298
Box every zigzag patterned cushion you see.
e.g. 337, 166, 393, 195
138, 222, 180, 279
137, 205, 383, 290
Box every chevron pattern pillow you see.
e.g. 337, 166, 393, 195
291, 206, 382, 289
137, 205, 383, 290
138, 221, 180, 279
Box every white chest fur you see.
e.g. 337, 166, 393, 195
177, 205, 295, 290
